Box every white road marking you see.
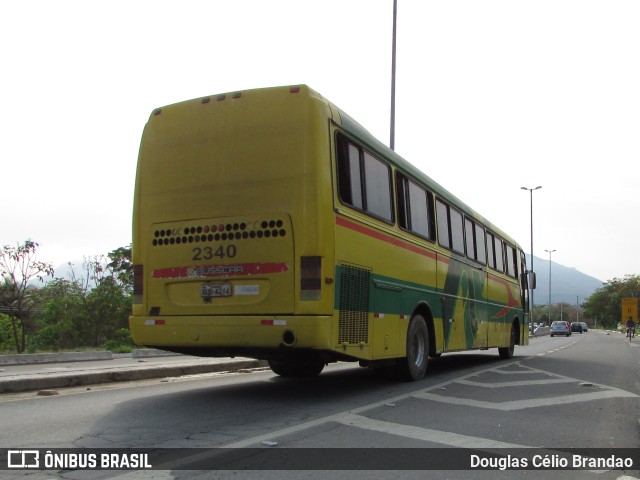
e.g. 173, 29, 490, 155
412, 388, 638, 411
334, 413, 529, 448
488, 369, 539, 375
414, 363, 638, 410
455, 377, 575, 388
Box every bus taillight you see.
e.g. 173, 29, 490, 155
133, 264, 143, 304
300, 256, 321, 301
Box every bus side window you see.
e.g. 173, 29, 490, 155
464, 217, 487, 265
396, 174, 409, 228
436, 199, 450, 249
505, 243, 517, 278
363, 152, 393, 222
336, 133, 393, 223
487, 232, 496, 269
520, 249, 530, 311
465, 218, 476, 261
475, 223, 487, 264
494, 236, 505, 272
336, 135, 363, 209
408, 180, 433, 240
449, 207, 464, 254
436, 199, 463, 253
397, 173, 435, 241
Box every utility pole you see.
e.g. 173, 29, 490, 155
522, 186, 542, 323
390, 0, 397, 150
545, 249, 556, 322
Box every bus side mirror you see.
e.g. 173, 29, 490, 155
528, 271, 536, 289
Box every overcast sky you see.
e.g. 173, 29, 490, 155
2, 0, 638, 283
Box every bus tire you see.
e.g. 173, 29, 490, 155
394, 314, 429, 381
499, 323, 516, 359
268, 357, 325, 378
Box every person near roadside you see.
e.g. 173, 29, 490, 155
626, 316, 635, 338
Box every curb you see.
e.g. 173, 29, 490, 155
132, 349, 180, 359
0, 351, 113, 366
0, 349, 182, 366
0, 359, 269, 394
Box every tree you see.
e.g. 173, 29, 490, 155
107, 245, 133, 293
583, 275, 640, 329
81, 249, 132, 347
33, 279, 84, 350
0, 313, 19, 352
0, 240, 53, 353
32, 246, 134, 350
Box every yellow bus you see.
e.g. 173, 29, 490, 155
129, 85, 530, 380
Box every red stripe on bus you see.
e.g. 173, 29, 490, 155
492, 285, 520, 318
152, 262, 289, 279
336, 216, 439, 261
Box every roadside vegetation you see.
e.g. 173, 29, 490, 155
582, 274, 640, 331
530, 275, 640, 330
0, 241, 135, 354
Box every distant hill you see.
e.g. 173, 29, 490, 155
527, 254, 603, 305
51, 260, 87, 282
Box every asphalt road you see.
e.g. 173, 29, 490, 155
1, 331, 639, 480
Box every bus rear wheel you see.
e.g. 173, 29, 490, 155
268, 357, 325, 378
394, 314, 429, 381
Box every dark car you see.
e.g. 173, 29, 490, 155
550, 321, 571, 337
580, 322, 588, 332
571, 322, 584, 333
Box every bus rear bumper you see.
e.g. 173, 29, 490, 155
129, 315, 333, 356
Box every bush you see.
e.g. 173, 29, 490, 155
101, 328, 136, 353
0, 313, 20, 353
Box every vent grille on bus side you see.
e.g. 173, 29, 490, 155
338, 264, 371, 344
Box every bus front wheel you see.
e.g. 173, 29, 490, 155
498, 323, 516, 359
394, 315, 429, 381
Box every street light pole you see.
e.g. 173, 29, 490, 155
545, 249, 556, 322
521, 186, 542, 323
390, 0, 397, 151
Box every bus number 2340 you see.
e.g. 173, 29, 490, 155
192, 245, 237, 261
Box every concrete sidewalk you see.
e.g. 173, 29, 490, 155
0, 351, 267, 394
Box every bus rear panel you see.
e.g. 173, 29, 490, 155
130, 86, 336, 361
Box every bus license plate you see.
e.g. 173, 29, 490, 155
201, 283, 232, 298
